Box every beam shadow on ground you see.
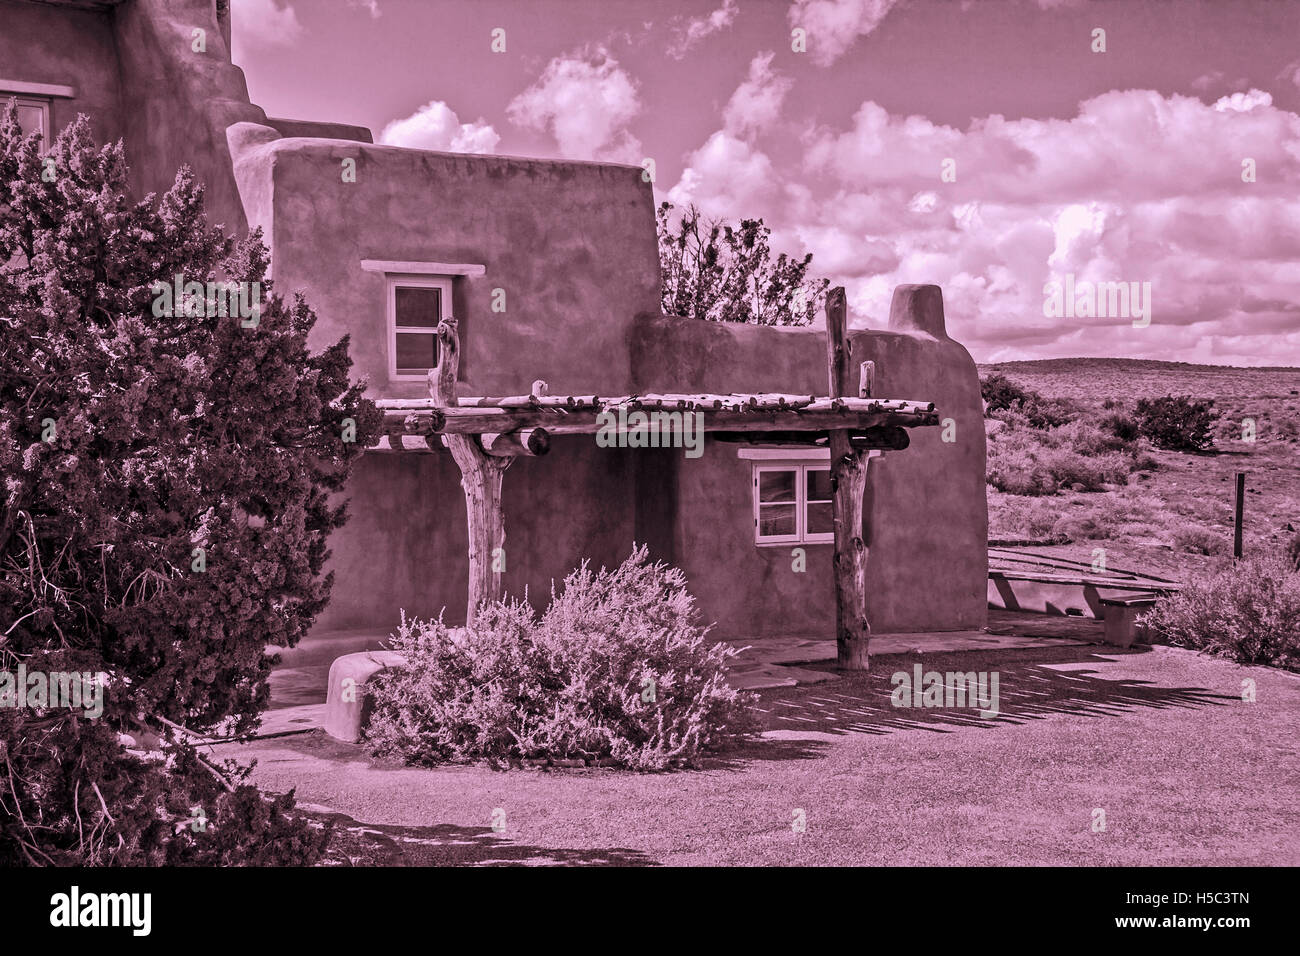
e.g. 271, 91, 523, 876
721, 646, 1236, 760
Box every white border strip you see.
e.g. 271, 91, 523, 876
0, 80, 76, 99
361, 260, 486, 278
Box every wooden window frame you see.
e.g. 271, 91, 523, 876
386, 275, 452, 382
752, 461, 835, 546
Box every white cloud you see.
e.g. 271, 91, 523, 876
506, 48, 642, 162
723, 52, 793, 138
379, 101, 500, 154
787, 0, 900, 67
231, 0, 303, 51
348, 0, 381, 17
1213, 89, 1272, 112
667, 0, 739, 59
666, 86, 1300, 363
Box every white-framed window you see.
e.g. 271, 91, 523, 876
753, 462, 834, 545
386, 275, 451, 381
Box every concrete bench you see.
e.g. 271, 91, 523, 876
323, 650, 408, 743
1097, 594, 1159, 649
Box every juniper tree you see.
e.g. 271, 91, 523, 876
0, 108, 380, 863
656, 201, 829, 326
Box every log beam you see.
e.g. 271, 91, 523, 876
480, 428, 550, 457
711, 426, 909, 451
380, 406, 935, 435
826, 287, 872, 671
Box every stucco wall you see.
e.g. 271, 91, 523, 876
0, 0, 125, 147
315, 438, 642, 632
228, 126, 660, 400
628, 311, 987, 635
114, 0, 267, 232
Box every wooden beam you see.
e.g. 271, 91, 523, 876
429, 319, 510, 628
380, 406, 935, 435
711, 426, 909, 451
826, 287, 872, 671
480, 428, 550, 457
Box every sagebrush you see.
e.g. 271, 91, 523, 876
365, 546, 760, 770
1142, 554, 1300, 670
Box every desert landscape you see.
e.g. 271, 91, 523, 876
979, 358, 1300, 583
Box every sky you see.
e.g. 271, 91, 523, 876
231, 0, 1300, 366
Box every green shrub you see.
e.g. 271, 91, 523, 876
1134, 395, 1215, 451
1098, 411, 1140, 443
981, 372, 1032, 413
1171, 525, 1229, 556
986, 423, 1133, 495
364, 546, 760, 770
1142, 555, 1300, 670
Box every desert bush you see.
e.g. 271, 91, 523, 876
1143, 555, 1300, 670
365, 546, 760, 770
1134, 395, 1215, 451
981, 372, 1031, 413
1054, 419, 1136, 456
0, 109, 375, 863
986, 422, 1134, 495
1286, 532, 1300, 571
1171, 525, 1229, 556
1098, 411, 1140, 443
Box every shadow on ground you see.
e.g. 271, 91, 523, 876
308, 809, 660, 867
740, 645, 1235, 747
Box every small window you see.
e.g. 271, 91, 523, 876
386, 276, 451, 381
3, 94, 50, 142
753, 462, 835, 545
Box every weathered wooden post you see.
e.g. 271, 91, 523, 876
429, 319, 510, 627
1234, 472, 1245, 559
826, 287, 872, 670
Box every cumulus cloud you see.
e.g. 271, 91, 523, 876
666, 86, 1300, 364
379, 101, 500, 154
506, 48, 642, 163
1281, 60, 1300, 92
667, 0, 739, 59
231, 0, 303, 51
787, 0, 899, 67
723, 52, 793, 138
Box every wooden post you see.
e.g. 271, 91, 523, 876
1234, 472, 1245, 559
826, 287, 872, 670
430, 319, 511, 628
859, 361, 875, 399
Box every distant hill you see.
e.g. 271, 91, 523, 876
978, 358, 1300, 404
980, 357, 1300, 374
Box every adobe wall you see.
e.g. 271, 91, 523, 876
0, 0, 125, 147
629, 297, 988, 635
227, 125, 660, 400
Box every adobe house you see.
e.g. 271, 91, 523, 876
2, 0, 988, 654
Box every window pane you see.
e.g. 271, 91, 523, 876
395, 332, 437, 373
14, 103, 45, 139
758, 469, 796, 504
806, 502, 834, 536
806, 467, 832, 502
395, 286, 441, 329
758, 504, 796, 537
